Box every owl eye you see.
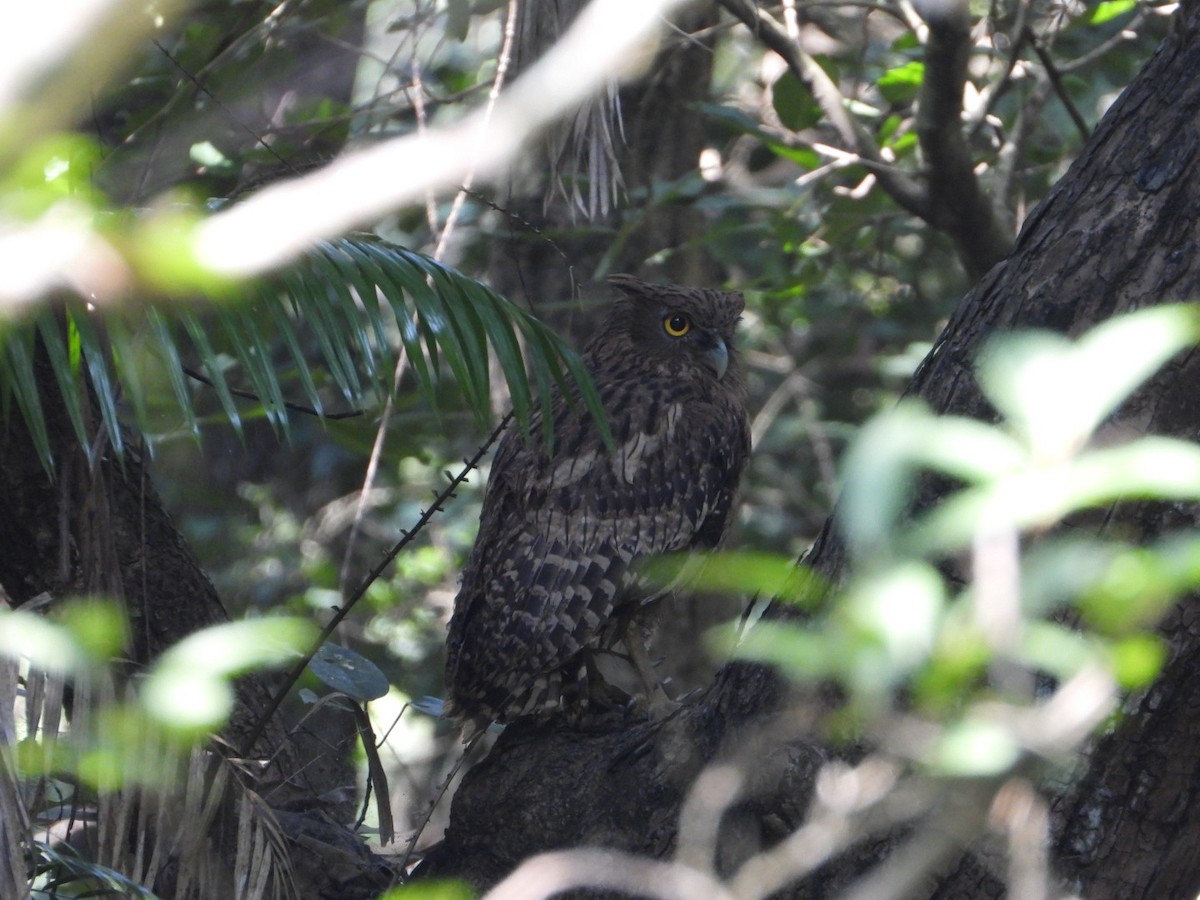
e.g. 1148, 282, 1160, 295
663, 314, 691, 337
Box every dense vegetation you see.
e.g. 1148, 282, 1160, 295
2, 2, 1197, 898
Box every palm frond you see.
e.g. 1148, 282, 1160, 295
0, 237, 602, 472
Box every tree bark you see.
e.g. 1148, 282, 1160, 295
418, 5, 1200, 897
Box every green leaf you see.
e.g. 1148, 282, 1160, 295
1089, 0, 1136, 24
876, 61, 924, 104
143, 617, 315, 732
180, 309, 243, 435
929, 718, 1020, 777
146, 306, 199, 438
977, 306, 1200, 459
915, 437, 1200, 553
0, 328, 52, 472
0, 610, 82, 674
639, 552, 822, 607
308, 642, 390, 702
1107, 634, 1166, 689
377, 881, 474, 900
724, 620, 839, 682
71, 306, 125, 459
772, 72, 822, 131
35, 310, 88, 457
838, 401, 1025, 558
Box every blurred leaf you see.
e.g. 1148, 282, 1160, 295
0, 609, 82, 674
930, 718, 1020, 776
142, 618, 314, 732
1107, 634, 1166, 689
839, 402, 1024, 558
1088, 0, 1136, 24
722, 619, 839, 682
445, 0, 471, 41
978, 306, 1200, 459
60, 597, 128, 660
915, 437, 1200, 552
1017, 621, 1097, 680
1079, 532, 1200, 633
638, 551, 823, 607
843, 561, 944, 687
377, 881, 474, 900
773, 72, 822, 131
309, 642, 390, 702
877, 61, 924, 104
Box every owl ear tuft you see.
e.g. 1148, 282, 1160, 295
606, 273, 654, 299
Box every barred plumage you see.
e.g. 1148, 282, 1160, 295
445, 274, 750, 734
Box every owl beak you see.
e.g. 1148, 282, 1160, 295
703, 335, 729, 380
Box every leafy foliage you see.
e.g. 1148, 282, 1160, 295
1, 236, 603, 472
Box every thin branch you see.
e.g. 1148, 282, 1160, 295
433, 0, 520, 260
181, 366, 365, 420
1025, 26, 1090, 143
239, 413, 512, 757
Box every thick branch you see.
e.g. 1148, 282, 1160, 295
914, 0, 1014, 279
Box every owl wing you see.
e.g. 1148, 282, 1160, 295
446, 381, 750, 725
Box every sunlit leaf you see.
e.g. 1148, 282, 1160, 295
929, 718, 1020, 776
638, 551, 822, 607
839, 401, 1024, 558
0, 609, 82, 674
843, 560, 944, 684
977, 306, 1200, 459
376, 880, 474, 900
877, 61, 924, 104
1089, 0, 1136, 24
1107, 634, 1166, 689
915, 437, 1200, 552
142, 617, 314, 732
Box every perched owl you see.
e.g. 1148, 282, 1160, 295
445, 274, 751, 734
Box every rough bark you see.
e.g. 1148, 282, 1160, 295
419, 5, 1200, 898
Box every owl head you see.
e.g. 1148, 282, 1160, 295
597, 274, 745, 382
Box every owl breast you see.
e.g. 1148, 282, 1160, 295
444, 275, 750, 735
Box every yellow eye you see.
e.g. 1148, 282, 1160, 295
663, 314, 691, 337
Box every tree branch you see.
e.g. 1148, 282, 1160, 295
913, 0, 1014, 279
716, 0, 930, 219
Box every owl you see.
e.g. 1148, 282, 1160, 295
445, 274, 751, 734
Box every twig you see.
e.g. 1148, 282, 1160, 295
181, 365, 365, 420
239, 412, 512, 757
433, 0, 520, 260
151, 39, 301, 178
397, 729, 485, 875
1025, 27, 1091, 143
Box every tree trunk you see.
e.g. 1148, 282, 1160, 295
418, 5, 1200, 897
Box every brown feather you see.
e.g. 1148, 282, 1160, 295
445, 275, 751, 734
